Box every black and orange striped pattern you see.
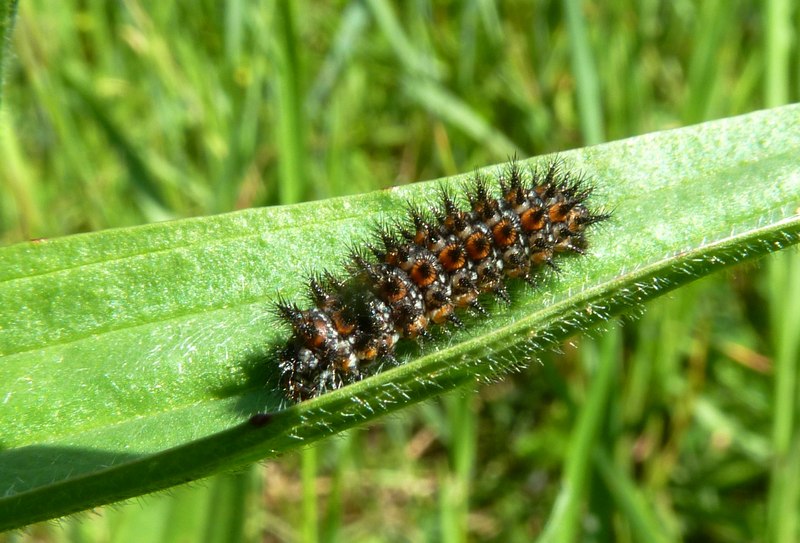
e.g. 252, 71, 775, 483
275, 160, 608, 402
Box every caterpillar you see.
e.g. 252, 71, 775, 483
274, 159, 608, 402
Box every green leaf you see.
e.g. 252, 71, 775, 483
2, 105, 800, 530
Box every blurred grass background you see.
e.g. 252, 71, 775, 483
1, 1, 799, 542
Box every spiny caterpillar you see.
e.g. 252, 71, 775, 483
275, 159, 608, 402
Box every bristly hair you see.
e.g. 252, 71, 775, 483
273, 157, 610, 402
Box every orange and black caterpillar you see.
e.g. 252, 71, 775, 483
275, 159, 609, 402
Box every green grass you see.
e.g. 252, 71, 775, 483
1, 1, 799, 542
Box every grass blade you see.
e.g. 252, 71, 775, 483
0, 0, 19, 109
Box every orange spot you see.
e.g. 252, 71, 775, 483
503, 189, 521, 206
549, 202, 570, 222
406, 316, 429, 338
439, 245, 465, 271
310, 319, 328, 348
360, 346, 378, 360
331, 312, 355, 335
410, 261, 437, 287
520, 208, 545, 232
384, 249, 400, 266
431, 305, 454, 324
383, 280, 406, 303
531, 250, 553, 266
466, 233, 490, 260
492, 220, 516, 247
